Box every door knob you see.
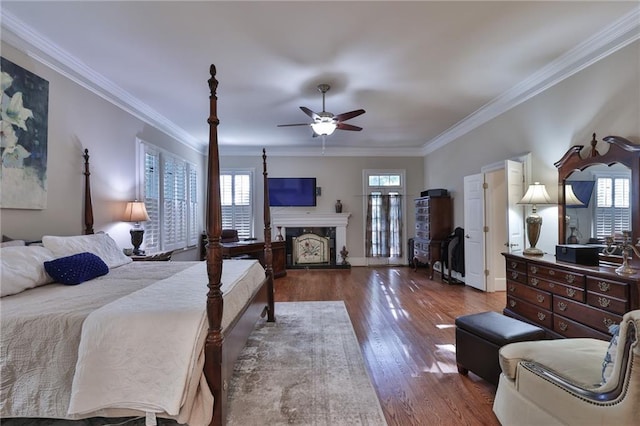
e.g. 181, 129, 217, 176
465, 234, 470, 239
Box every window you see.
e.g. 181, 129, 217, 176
220, 169, 254, 239
594, 174, 630, 238
364, 170, 405, 263
140, 141, 199, 252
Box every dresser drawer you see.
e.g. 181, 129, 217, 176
415, 198, 430, 209
553, 314, 610, 340
506, 296, 553, 329
586, 292, 628, 315
528, 276, 585, 303
529, 264, 585, 287
586, 276, 629, 301
553, 295, 622, 334
507, 282, 551, 310
506, 268, 527, 285
505, 258, 527, 274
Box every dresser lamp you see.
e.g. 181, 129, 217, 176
123, 200, 149, 255
518, 182, 552, 256
564, 184, 584, 244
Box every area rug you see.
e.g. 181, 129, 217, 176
226, 301, 388, 425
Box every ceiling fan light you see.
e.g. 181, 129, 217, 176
311, 121, 337, 136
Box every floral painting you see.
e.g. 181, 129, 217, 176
0, 57, 49, 209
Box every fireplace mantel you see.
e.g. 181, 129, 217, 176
272, 212, 351, 260
272, 212, 351, 228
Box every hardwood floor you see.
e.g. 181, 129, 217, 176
274, 266, 506, 426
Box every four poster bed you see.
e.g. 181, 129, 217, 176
0, 65, 275, 425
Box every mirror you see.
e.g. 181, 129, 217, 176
555, 134, 640, 267
564, 164, 631, 244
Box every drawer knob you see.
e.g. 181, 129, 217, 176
537, 312, 546, 321
510, 261, 517, 269
557, 301, 568, 311
511, 271, 518, 279
549, 270, 555, 276
531, 278, 539, 286
508, 285, 515, 292
531, 266, 538, 274
603, 318, 614, 328
559, 322, 568, 332
565, 274, 575, 284
598, 297, 611, 308
548, 282, 555, 288
509, 300, 516, 308
598, 281, 611, 292
566, 288, 576, 297
536, 294, 545, 303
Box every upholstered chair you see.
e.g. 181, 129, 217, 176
493, 309, 639, 425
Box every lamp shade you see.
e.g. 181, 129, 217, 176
564, 184, 584, 207
518, 182, 552, 206
310, 121, 337, 136
123, 201, 149, 223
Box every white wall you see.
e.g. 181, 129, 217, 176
0, 43, 205, 259
422, 40, 640, 256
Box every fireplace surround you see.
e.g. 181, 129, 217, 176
272, 212, 351, 270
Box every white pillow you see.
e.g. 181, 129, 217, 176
42, 233, 132, 269
1, 240, 25, 248
0, 246, 55, 297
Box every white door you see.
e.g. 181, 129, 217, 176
506, 160, 525, 254
464, 173, 486, 291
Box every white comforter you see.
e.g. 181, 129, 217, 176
0, 259, 266, 425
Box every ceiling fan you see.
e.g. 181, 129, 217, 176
277, 84, 365, 137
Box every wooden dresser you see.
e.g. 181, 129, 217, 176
413, 196, 452, 279
503, 252, 640, 340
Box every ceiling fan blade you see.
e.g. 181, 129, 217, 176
277, 123, 311, 127
336, 122, 362, 131
334, 109, 365, 122
300, 106, 320, 120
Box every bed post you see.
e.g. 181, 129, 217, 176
83, 149, 94, 235
204, 64, 225, 426
262, 148, 275, 322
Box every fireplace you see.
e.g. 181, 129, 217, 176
272, 212, 351, 270
286, 227, 335, 268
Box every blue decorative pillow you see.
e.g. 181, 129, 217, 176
601, 323, 620, 383
44, 252, 109, 285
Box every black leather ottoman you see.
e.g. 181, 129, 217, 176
455, 311, 545, 385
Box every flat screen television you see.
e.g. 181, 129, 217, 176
268, 177, 317, 207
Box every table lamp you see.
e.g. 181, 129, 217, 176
518, 182, 552, 256
123, 200, 149, 255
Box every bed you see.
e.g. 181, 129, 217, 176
0, 64, 275, 426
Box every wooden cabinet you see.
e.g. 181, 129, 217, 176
413, 196, 452, 280
503, 253, 640, 340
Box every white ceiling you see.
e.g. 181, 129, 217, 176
2, 1, 639, 156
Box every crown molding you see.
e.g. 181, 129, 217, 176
421, 6, 640, 156
0, 10, 205, 155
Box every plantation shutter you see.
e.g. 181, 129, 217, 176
220, 170, 253, 239
140, 140, 200, 253
143, 146, 161, 253
188, 165, 198, 246
595, 176, 630, 238
163, 154, 188, 251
